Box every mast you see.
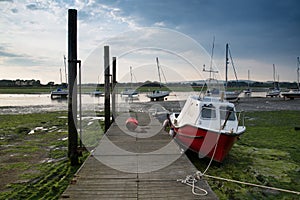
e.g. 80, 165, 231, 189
273, 64, 276, 89
59, 68, 63, 84
247, 69, 250, 89
225, 43, 229, 88
297, 57, 300, 90
130, 66, 133, 88
156, 57, 162, 88
64, 55, 67, 84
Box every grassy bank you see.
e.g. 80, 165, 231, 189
189, 110, 300, 199
0, 87, 54, 94
0, 111, 103, 199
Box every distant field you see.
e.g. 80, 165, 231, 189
0, 87, 52, 94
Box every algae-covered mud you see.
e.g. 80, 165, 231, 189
0, 111, 103, 199
190, 110, 300, 200
0, 98, 299, 199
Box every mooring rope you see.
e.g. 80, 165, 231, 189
203, 174, 300, 196
177, 129, 221, 196
176, 175, 208, 196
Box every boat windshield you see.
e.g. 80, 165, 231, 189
205, 78, 225, 97
220, 106, 236, 121
201, 104, 216, 119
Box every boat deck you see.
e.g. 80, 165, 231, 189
61, 113, 218, 199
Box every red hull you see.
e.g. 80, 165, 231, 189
173, 125, 239, 162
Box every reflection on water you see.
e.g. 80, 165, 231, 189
0, 91, 267, 114
0, 92, 194, 114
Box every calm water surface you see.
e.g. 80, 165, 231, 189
0, 92, 267, 114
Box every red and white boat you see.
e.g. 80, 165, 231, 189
170, 93, 246, 162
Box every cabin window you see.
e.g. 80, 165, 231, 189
201, 104, 216, 119
220, 106, 236, 121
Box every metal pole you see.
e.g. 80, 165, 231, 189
112, 57, 116, 123
79, 61, 82, 148
104, 46, 110, 133
68, 9, 78, 165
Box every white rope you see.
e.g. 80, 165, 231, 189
203, 174, 300, 195
176, 118, 222, 196
177, 175, 208, 196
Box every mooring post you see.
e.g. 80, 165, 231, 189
112, 57, 116, 123
104, 46, 110, 133
68, 9, 78, 165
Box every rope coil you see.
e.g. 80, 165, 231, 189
177, 174, 208, 196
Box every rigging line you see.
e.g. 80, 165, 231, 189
203, 174, 300, 195
132, 73, 138, 84
160, 64, 168, 84
228, 45, 239, 86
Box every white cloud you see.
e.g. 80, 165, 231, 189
0, 0, 140, 83
153, 21, 165, 27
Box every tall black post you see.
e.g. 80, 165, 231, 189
104, 46, 110, 133
68, 9, 78, 165
225, 43, 229, 88
112, 57, 116, 123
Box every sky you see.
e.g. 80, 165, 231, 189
0, 0, 300, 84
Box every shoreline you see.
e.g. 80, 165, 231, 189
1, 97, 300, 115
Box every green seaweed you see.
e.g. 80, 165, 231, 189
0, 111, 91, 199
190, 110, 300, 200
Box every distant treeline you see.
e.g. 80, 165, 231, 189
0, 79, 298, 89
0, 79, 63, 87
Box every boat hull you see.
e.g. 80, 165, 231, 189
173, 124, 241, 162
50, 90, 68, 99
147, 91, 170, 101
281, 91, 300, 99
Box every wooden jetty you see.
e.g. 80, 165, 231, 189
61, 113, 218, 199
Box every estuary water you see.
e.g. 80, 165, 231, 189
0, 91, 267, 114
0, 92, 194, 114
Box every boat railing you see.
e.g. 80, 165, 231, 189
236, 111, 245, 128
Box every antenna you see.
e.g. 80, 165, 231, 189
209, 36, 215, 73
203, 37, 218, 79
203, 64, 218, 80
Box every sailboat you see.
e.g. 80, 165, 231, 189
121, 66, 139, 97
281, 57, 300, 99
90, 76, 104, 96
146, 57, 170, 101
51, 55, 68, 99
224, 44, 241, 101
266, 64, 280, 97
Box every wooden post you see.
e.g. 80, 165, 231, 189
112, 57, 116, 123
225, 43, 229, 88
104, 46, 110, 133
68, 9, 78, 166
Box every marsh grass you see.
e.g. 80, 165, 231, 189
0, 111, 103, 199
189, 110, 300, 199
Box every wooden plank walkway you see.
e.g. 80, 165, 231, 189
61, 113, 218, 199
